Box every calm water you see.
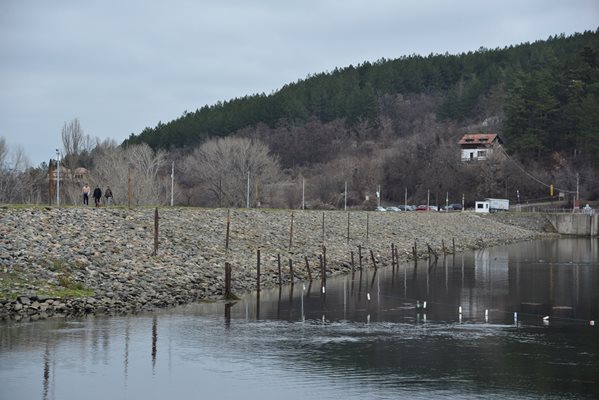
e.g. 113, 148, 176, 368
1, 238, 598, 399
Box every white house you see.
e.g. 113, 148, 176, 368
459, 133, 503, 162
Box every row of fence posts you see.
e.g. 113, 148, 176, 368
148, 208, 458, 299
228, 242, 458, 298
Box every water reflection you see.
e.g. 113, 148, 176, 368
151, 316, 157, 371
0, 238, 598, 400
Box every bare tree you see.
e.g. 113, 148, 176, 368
61, 118, 94, 170
90, 143, 168, 206
0, 137, 7, 168
0, 138, 32, 204
182, 137, 281, 207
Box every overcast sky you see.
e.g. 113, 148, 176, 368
1, 0, 598, 166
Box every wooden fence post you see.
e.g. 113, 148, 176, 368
277, 253, 282, 285
224, 262, 232, 299
153, 207, 159, 256
225, 209, 230, 252
347, 212, 350, 244
370, 249, 378, 270
289, 212, 294, 250
358, 245, 363, 269
322, 212, 325, 246
305, 256, 312, 281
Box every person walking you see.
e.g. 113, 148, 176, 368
104, 186, 113, 206
93, 185, 102, 207
82, 183, 91, 205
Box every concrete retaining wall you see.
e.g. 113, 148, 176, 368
545, 213, 599, 236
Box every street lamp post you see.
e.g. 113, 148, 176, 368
55, 149, 60, 207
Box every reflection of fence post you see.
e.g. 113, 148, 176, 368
256, 249, 261, 292
322, 245, 327, 278
391, 243, 396, 269
224, 262, 232, 299
289, 258, 294, 283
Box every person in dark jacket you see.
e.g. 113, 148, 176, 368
93, 186, 102, 207
104, 186, 113, 206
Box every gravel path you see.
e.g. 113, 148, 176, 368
0, 207, 550, 320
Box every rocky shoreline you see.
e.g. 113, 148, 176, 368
0, 207, 553, 321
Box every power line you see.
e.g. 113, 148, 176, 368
498, 147, 577, 194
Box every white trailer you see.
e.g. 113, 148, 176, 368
475, 201, 490, 213
486, 198, 510, 212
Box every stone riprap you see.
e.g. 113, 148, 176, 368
0, 207, 549, 320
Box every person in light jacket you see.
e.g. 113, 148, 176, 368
82, 183, 91, 206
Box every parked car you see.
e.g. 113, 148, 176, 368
386, 206, 401, 212
375, 206, 387, 212
416, 205, 435, 211
397, 205, 415, 211
441, 203, 463, 211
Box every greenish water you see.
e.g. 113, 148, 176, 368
1, 238, 598, 399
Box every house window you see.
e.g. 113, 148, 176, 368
477, 150, 486, 157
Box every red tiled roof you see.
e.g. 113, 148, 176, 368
458, 133, 500, 145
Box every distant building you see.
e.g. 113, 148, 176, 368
50, 166, 89, 182
459, 133, 503, 162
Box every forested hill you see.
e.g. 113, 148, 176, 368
124, 29, 599, 166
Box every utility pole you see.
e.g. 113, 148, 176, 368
344, 181, 347, 211
170, 161, 174, 206
302, 177, 305, 210
55, 149, 60, 207
246, 170, 250, 208
576, 172, 580, 211
427, 189, 430, 210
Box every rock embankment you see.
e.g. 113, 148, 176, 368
0, 207, 549, 320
